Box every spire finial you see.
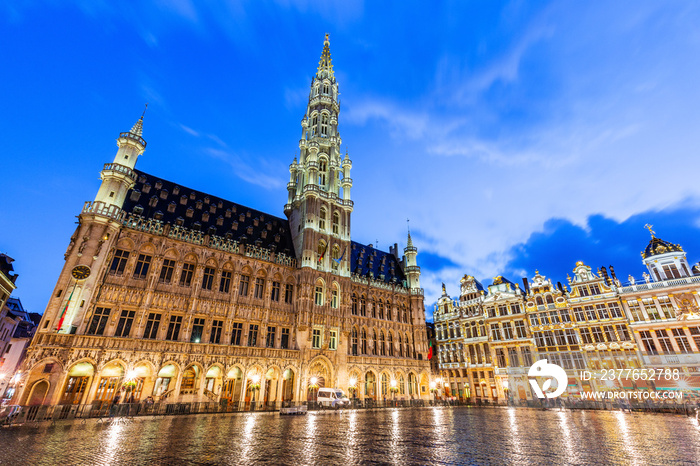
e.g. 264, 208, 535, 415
317, 33, 334, 77
644, 223, 655, 238
129, 104, 147, 137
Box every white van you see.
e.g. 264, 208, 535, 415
316, 388, 350, 408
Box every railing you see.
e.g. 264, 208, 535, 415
619, 275, 700, 292
119, 131, 146, 147
31, 333, 302, 360
102, 163, 137, 181
82, 201, 124, 221
640, 351, 700, 366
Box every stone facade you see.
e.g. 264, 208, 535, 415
15, 36, 431, 408
435, 231, 700, 403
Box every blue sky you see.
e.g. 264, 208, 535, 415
2, 1, 700, 320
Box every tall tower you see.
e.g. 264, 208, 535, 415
285, 34, 353, 276
50, 112, 146, 333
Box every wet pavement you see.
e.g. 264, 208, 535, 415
1, 407, 699, 465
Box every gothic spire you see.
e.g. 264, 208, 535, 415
317, 33, 334, 78
130, 104, 147, 137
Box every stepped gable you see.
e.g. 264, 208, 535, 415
122, 169, 296, 258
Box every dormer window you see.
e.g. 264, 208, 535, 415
195, 200, 203, 210
168, 202, 177, 213
180, 195, 188, 205
186, 207, 194, 218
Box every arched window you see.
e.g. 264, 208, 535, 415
408, 373, 417, 395
315, 281, 324, 306
546, 295, 554, 304
319, 208, 326, 230
405, 334, 411, 358
360, 296, 367, 317
380, 331, 386, 356
399, 374, 405, 395
387, 305, 392, 321
331, 283, 339, 309
398, 334, 403, 357
402, 305, 408, 323
332, 212, 340, 234
378, 300, 384, 319
536, 296, 544, 306
321, 113, 329, 136
372, 330, 378, 355
351, 294, 358, 315
381, 373, 389, 397
388, 332, 394, 357
371, 299, 377, 318
351, 327, 358, 355
361, 329, 367, 354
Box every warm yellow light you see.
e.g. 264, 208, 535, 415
436, 378, 442, 384
349, 377, 357, 386
503, 380, 509, 389
390, 379, 397, 388
430, 381, 436, 389
310, 376, 318, 385
125, 370, 137, 381
251, 374, 260, 384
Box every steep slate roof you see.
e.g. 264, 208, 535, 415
351, 243, 407, 285
122, 170, 296, 257
122, 170, 408, 284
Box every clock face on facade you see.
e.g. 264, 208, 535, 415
71, 265, 91, 280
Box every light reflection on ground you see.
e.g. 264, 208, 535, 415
1, 407, 699, 465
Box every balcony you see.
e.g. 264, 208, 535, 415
640, 352, 700, 367
102, 163, 137, 182
82, 201, 124, 221
118, 131, 146, 148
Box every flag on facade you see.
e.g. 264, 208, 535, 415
56, 286, 75, 332
318, 243, 327, 264
333, 246, 346, 264
428, 340, 434, 360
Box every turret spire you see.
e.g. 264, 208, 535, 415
317, 33, 334, 78
130, 103, 147, 137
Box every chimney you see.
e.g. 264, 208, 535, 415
522, 277, 530, 295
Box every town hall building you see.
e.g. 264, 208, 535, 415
15, 35, 431, 408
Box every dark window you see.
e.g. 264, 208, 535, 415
180, 263, 195, 287
266, 326, 276, 348
219, 271, 231, 293
284, 284, 294, 304
231, 322, 243, 345
191, 318, 205, 343
239, 275, 250, 296
165, 315, 183, 341
159, 259, 175, 283
114, 310, 135, 337
615, 324, 630, 341
143, 313, 161, 339
86, 307, 111, 335
254, 278, 264, 299
110, 250, 129, 275
281, 328, 290, 349
640, 330, 658, 354
271, 281, 281, 302
210, 320, 223, 344
248, 324, 259, 347
133, 254, 152, 279
202, 267, 215, 290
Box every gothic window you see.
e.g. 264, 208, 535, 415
231, 322, 243, 345
388, 332, 394, 357
143, 313, 161, 339
86, 307, 111, 335
332, 212, 340, 234
254, 278, 265, 299
219, 270, 231, 293
372, 330, 378, 355
191, 318, 205, 343
271, 281, 281, 302
361, 328, 367, 354
378, 300, 384, 319
133, 254, 152, 279
318, 240, 327, 262
315, 282, 325, 306
360, 296, 367, 317
110, 249, 130, 275
165, 315, 183, 341
202, 267, 215, 290
210, 320, 223, 344
322, 83, 329, 94
179, 263, 195, 287
352, 293, 358, 315
351, 327, 358, 355
319, 159, 327, 186
398, 334, 403, 357
284, 283, 294, 304
321, 113, 329, 136
371, 299, 377, 318
239, 275, 250, 296
114, 310, 135, 338
248, 324, 259, 347
331, 283, 339, 309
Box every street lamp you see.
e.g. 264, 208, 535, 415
430, 381, 437, 404
250, 374, 261, 409
502, 380, 510, 405
390, 379, 399, 404
348, 377, 357, 404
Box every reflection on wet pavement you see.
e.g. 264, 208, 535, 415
1, 407, 699, 465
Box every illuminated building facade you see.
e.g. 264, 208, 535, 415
434, 230, 700, 403
14, 36, 431, 408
